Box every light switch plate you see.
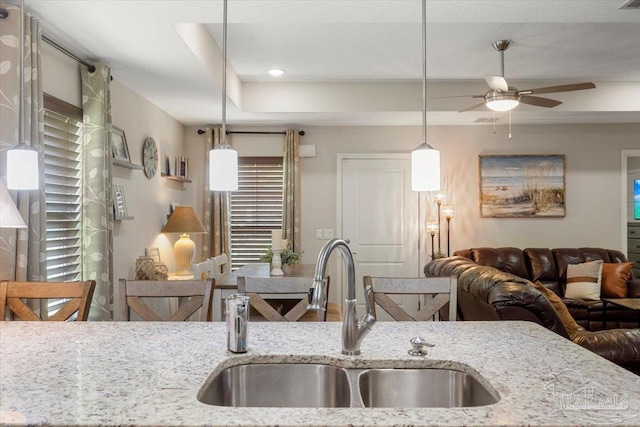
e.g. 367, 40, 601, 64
316, 229, 323, 240
323, 229, 334, 239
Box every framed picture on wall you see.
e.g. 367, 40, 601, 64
479, 154, 566, 218
111, 126, 131, 162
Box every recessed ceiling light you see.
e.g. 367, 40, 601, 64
267, 69, 285, 77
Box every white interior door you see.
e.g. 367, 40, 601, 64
339, 154, 420, 320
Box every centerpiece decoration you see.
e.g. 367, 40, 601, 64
261, 231, 302, 275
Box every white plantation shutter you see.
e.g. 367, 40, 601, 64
230, 157, 283, 269
43, 102, 83, 284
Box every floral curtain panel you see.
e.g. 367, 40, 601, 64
282, 129, 301, 251
81, 64, 113, 320
204, 127, 231, 259
0, 5, 46, 284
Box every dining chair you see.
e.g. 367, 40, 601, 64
118, 279, 215, 321
210, 253, 230, 279
238, 276, 341, 321
0, 280, 96, 321
192, 259, 215, 279
363, 276, 457, 321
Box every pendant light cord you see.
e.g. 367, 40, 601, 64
421, 0, 426, 145
18, 0, 25, 148
221, 0, 227, 146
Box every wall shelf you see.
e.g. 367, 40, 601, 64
113, 158, 143, 170
161, 173, 192, 183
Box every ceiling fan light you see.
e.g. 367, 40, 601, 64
411, 143, 440, 192
486, 98, 519, 112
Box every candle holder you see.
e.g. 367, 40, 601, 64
442, 204, 454, 257
426, 220, 439, 260
432, 191, 446, 252
271, 248, 284, 276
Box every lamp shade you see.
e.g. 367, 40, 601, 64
411, 143, 440, 192
0, 180, 27, 228
209, 146, 238, 191
161, 206, 207, 234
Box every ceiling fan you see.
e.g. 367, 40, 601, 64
457, 40, 596, 113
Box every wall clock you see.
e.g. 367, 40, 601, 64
142, 137, 158, 178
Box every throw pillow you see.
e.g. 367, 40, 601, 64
564, 260, 603, 301
531, 281, 580, 339
601, 262, 633, 298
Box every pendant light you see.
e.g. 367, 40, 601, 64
411, 0, 440, 192
209, 0, 238, 191
7, 0, 39, 190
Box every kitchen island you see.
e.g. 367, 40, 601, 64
1, 321, 638, 426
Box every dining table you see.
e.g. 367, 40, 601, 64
212, 263, 317, 320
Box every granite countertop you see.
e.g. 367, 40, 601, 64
1, 321, 638, 426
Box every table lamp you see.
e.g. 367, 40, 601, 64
161, 206, 207, 275
0, 180, 27, 228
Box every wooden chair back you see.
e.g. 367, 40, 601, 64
363, 276, 457, 321
0, 280, 95, 321
192, 259, 215, 279
237, 276, 332, 321
118, 279, 214, 321
211, 253, 230, 279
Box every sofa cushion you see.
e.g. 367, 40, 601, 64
532, 281, 580, 339
601, 262, 633, 298
524, 248, 561, 294
470, 247, 530, 279
565, 260, 603, 300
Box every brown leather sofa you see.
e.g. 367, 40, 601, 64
449, 247, 640, 331
425, 254, 640, 374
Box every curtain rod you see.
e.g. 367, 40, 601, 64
43, 35, 96, 73
0, 9, 97, 73
198, 130, 305, 136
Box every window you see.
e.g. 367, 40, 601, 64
43, 94, 83, 287
230, 157, 283, 270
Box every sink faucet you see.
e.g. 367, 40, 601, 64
308, 238, 376, 355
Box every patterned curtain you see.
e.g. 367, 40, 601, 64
204, 127, 231, 259
81, 64, 113, 320
282, 129, 301, 251
0, 6, 46, 284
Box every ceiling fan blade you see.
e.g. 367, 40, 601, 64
485, 75, 508, 92
428, 95, 485, 99
459, 102, 487, 113
519, 96, 562, 108
517, 82, 596, 96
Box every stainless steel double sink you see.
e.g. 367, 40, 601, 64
198, 362, 500, 408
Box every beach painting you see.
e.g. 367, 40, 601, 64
479, 155, 565, 218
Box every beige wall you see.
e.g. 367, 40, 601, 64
110, 82, 187, 282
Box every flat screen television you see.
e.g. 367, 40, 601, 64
635, 179, 640, 220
